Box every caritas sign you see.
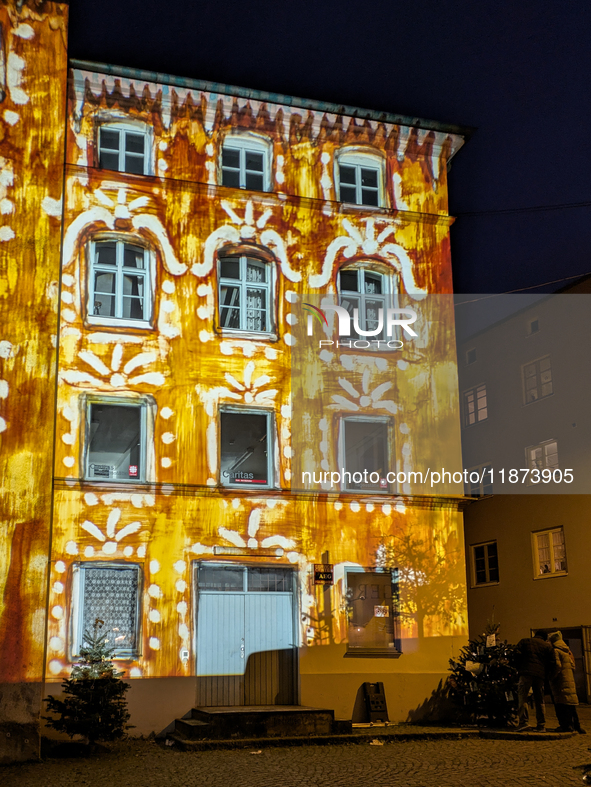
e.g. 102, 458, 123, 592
314, 564, 334, 585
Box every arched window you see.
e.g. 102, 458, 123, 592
98, 122, 152, 175
338, 264, 395, 338
218, 252, 273, 333
220, 135, 272, 192
88, 238, 153, 327
336, 149, 385, 207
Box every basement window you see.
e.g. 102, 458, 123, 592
220, 410, 272, 488
74, 563, 141, 658
86, 400, 146, 482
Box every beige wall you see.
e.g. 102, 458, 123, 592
464, 494, 591, 643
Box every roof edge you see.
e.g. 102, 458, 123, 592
69, 58, 475, 140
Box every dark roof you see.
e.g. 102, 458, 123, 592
70, 58, 474, 139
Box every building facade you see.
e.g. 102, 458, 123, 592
0, 0, 472, 760
458, 287, 591, 702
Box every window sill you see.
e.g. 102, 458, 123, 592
219, 329, 278, 342
86, 316, 153, 331
344, 649, 402, 659
339, 201, 387, 212
471, 581, 500, 589
84, 477, 147, 485
533, 571, 568, 580
522, 394, 554, 406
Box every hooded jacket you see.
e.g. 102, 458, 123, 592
515, 635, 556, 679
549, 635, 579, 706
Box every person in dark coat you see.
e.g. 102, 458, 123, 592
515, 630, 557, 732
549, 631, 586, 734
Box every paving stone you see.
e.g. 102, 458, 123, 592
2, 734, 591, 786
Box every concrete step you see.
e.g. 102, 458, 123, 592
174, 705, 343, 740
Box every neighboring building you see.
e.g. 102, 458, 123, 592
458, 284, 591, 702
0, 0, 473, 761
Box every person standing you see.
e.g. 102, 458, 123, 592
548, 631, 586, 734
515, 630, 556, 732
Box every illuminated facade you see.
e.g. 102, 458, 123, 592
0, 0, 471, 760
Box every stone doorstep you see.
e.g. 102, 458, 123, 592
167, 729, 483, 752
167, 726, 580, 752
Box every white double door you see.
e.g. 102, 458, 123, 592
196, 587, 296, 706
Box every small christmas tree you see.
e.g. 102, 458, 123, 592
44, 618, 131, 745
447, 620, 518, 727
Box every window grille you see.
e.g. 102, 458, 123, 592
80, 565, 140, 655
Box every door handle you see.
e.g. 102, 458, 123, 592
240, 637, 245, 659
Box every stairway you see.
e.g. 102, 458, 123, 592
170, 705, 351, 743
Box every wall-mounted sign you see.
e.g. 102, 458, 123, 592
314, 564, 333, 585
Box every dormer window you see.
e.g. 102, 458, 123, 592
337, 151, 384, 207
221, 136, 270, 192
98, 124, 150, 175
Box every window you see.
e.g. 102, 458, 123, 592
218, 255, 272, 333
196, 564, 292, 593
528, 318, 540, 335
86, 400, 146, 482
338, 266, 393, 339
471, 541, 499, 586
220, 410, 272, 487
337, 151, 383, 207
89, 240, 151, 325
533, 527, 567, 577
465, 348, 477, 365
527, 439, 558, 472
523, 356, 553, 403
74, 564, 141, 657
221, 136, 270, 191
98, 124, 149, 175
463, 384, 488, 426
342, 417, 390, 492
345, 570, 399, 655
465, 464, 493, 496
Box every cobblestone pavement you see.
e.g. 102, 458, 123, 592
2, 735, 591, 787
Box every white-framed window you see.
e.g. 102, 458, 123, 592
341, 416, 391, 493
336, 150, 384, 207
338, 265, 394, 340
72, 563, 141, 658
88, 239, 153, 328
526, 439, 558, 472
523, 356, 553, 403
465, 463, 493, 496
85, 398, 148, 483
344, 568, 400, 655
532, 527, 567, 577
98, 123, 151, 175
218, 254, 273, 334
471, 541, 499, 586
220, 135, 271, 192
463, 384, 488, 427
220, 408, 273, 488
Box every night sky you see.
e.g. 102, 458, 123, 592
68, 0, 591, 295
